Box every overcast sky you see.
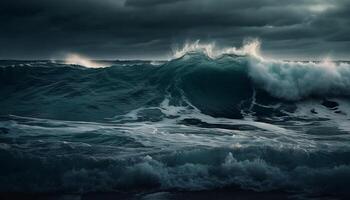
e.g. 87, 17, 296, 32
0, 0, 349, 60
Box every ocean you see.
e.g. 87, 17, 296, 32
1, 43, 350, 199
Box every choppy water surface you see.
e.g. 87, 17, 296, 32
1, 51, 350, 199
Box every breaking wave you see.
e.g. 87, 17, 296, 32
172, 40, 350, 100
1, 41, 350, 120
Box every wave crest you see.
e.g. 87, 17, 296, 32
173, 39, 262, 59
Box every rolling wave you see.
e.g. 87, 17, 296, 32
1, 41, 349, 120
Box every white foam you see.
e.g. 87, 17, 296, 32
173, 39, 262, 59
248, 58, 350, 100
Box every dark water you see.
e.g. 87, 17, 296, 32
1, 54, 350, 199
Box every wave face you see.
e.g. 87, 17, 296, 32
1, 46, 350, 199
1, 53, 350, 120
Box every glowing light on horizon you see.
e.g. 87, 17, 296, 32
64, 54, 106, 68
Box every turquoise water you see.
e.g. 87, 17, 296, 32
1, 55, 350, 199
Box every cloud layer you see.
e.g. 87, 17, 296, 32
0, 0, 349, 59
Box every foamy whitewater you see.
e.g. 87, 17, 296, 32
1, 41, 350, 199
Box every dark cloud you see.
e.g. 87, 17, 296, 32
124, 0, 188, 7
0, 0, 349, 60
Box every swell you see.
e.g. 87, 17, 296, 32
1, 54, 350, 120
0, 62, 162, 121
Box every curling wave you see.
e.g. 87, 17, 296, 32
1, 42, 350, 120
172, 40, 350, 100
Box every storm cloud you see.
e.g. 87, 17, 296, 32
0, 0, 349, 60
